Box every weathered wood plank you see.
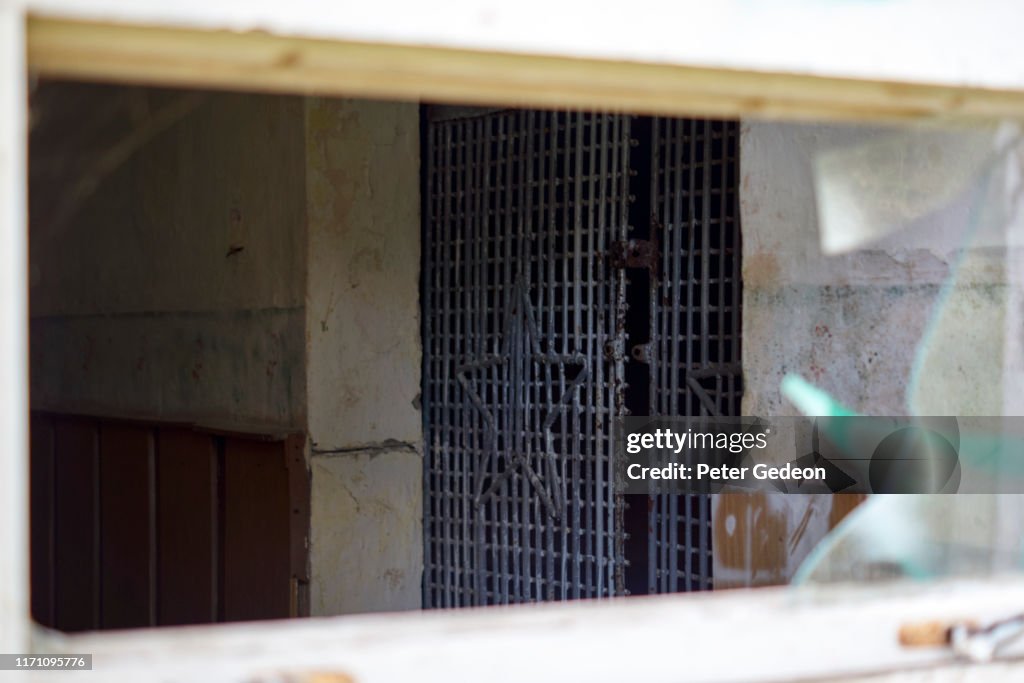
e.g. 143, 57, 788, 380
53, 417, 100, 632
156, 428, 218, 626
99, 423, 155, 629
22, 1, 1024, 92
25, 17, 1024, 123
222, 438, 291, 621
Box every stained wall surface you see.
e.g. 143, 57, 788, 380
304, 98, 423, 615
29, 84, 308, 429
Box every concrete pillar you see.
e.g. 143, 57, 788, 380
304, 98, 423, 615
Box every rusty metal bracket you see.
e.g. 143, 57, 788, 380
609, 237, 659, 275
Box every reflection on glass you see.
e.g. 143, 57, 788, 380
786, 122, 1024, 584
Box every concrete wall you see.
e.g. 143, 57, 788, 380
31, 87, 424, 616
304, 98, 423, 615
721, 121, 1019, 587
740, 122, 1010, 419
30, 86, 307, 430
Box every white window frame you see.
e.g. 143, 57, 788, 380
0, 0, 30, 658
7, 2, 1024, 680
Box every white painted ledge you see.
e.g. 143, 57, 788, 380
31, 578, 1024, 682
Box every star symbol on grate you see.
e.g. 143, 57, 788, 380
456, 276, 589, 520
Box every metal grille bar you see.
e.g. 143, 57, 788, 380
423, 109, 631, 607
648, 117, 742, 594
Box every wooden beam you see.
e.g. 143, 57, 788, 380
26, 17, 1024, 123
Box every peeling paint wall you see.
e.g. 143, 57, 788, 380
304, 98, 422, 615
30, 86, 307, 429
720, 121, 1013, 587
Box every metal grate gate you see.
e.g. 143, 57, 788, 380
422, 109, 631, 606
648, 117, 742, 593
423, 108, 741, 606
